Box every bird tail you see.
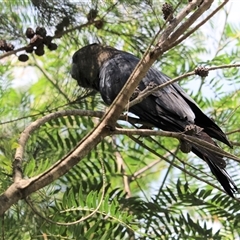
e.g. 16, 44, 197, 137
191, 130, 238, 197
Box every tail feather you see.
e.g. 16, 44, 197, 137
192, 147, 237, 197
206, 158, 238, 197
191, 130, 238, 197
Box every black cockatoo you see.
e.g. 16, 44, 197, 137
71, 43, 238, 197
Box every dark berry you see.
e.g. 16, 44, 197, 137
5, 43, 14, 52
35, 43, 45, 56
54, 30, 63, 38
0, 40, 7, 51
48, 43, 58, 51
35, 26, 47, 38
18, 54, 29, 62
30, 34, 43, 47
62, 17, 70, 27
56, 23, 64, 32
25, 45, 34, 53
25, 28, 35, 39
43, 35, 53, 46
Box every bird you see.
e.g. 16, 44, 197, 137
71, 43, 238, 197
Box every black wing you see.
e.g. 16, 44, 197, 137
99, 52, 195, 131
99, 51, 230, 146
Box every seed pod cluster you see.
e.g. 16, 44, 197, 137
0, 40, 15, 52
195, 66, 209, 77
18, 26, 58, 62
94, 19, 104, 29
162, 3, 174, 21
55, 17, 70, 38
87, 9, 98, 22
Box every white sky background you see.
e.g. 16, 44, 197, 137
183, 0, 240, 98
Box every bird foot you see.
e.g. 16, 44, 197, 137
180, 125, 203, 153
184, 124, 203, 136
130, 87, 141, 100
148, 82, 158, 89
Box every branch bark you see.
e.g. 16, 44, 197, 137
113, 128, 240, 163
128, 62, 240, 109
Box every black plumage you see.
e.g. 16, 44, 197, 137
71, 43, 238, 197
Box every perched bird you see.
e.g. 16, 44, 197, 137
71, 43, 238, 197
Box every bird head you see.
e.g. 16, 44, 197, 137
71, 43, 119, 91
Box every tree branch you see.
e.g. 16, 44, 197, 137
13, 109, 106, 183
169, 0, 229, 50
128, 62, 240, 109
129, 135, 233, 197
32, 60, 70, 102
113, 128, 240, 163
0, 20, 100, 60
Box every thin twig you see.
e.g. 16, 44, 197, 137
112, 136, 131, 198
227, 129, 240, 135
156, 147, 179, 196
33, 60, 70, 102
128, 62, 240, 109
129, 135, 236, 198
169, 0, 229, 50
113, 128, 240, 163
0, 21, 99, 60
130, 158, 163, 182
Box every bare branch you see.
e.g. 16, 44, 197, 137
113, 128, 240, 163
0, 21, 100, 60
13, 109, 104, 183
128, 62, 240, 109
116, 151, 131, 198
130, 159, 162, 182
129, 135, 236, 198
167, 0, 221, 45
169, 0, 229, 50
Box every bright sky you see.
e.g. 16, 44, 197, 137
228, 1, 240, 21
182, 1, 240, 98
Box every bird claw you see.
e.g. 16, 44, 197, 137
130, 87, 141, 100
184, 124, 203, 136
180, 125, 203, 153
148, 82, 158, 89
